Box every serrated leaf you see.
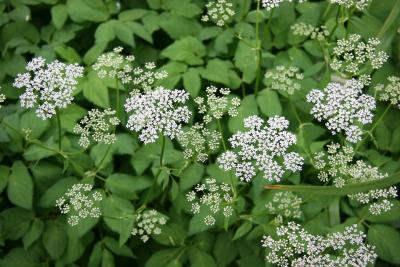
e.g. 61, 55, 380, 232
7, 161, 33, 210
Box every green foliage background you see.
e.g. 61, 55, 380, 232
0, 0, 400, 266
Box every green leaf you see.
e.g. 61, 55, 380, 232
58, 103, 87, 132
20, 109, 49, 138
1, 248, 40, 267
42, 221, 68, 260
102, 248, 115, 267
88, 242, 102, 267
118, 9, 148, 21
54, 45, 81, 63
67, 0, 109, 23
95, 21, 115, 44
112, 20, 135, 47
188, 248, 217, 267
368, 224, 400, 264
213, 232, 238, 266
233, 221, 253, 240
23, 219, 44, 249
179, 163, 205, 191
228, 95, 259, 133
144, 248, 183, 267
0, 208, 34, 240
126, 21, 153, 43
51, 4, 68, 29
82, 74, 110, 108
362, 200, 400, 223
162, 36, 206, 65
257, 89, 282, 117
234, 41, 258, 83
103, 237, 135, 258
183, 68, 201, 97
0, 165, 10, 194
7, 161, 33, 210
106, 173, 152, 199
39, 177, 78, 208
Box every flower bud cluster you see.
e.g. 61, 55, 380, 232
201, 0, 235, 27
291, 22, 329, 41
375, 76, 400, 109
186, 178, 234, 226
329, 0, 371, 10
307, 79, 376, 143
262, 0, 306, 10
13, 57, 84, 120
264, 65, 304, 95
262, 222, 377, 267
132, 62, 168, 91
218, 115, 303, 182
74, 108, 120, 148
265, 191, 302, 220
55, 183, 102, 226
131, 209, 167, 243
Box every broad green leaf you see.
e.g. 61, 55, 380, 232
23, 219, 44, 249
58, 103, 87, 132
228, 95, 259, 133
54, 45, 81, 63
179, 163, 205, 191
234, 41, 258, 83
106, 173, 152, 199
39, 177, 78, 208
0, 248, 40, 267
0, 165, 10, 194
51, 4, 68, 29
103, 237, 135, 258
82, 74, 110, 108
67, 0, 109, 23
95, 21, 115, 45
189, 248, 217, 267
0, 208, 34, 240
368, 224, 400, 264
257, 89, 282, 117
102, 248, 115, 267
233, 221, 253, 240
183, 68, 201, 97
126, 21, 153, 43
20, 109, 49, 138
42, 221, 68, 259
112, 20, 135, 47
213, 232, 238, 267
7, 161, 33, 210
144, 248, 183, 267
88, 242, 102, 267
162, 36, 206, 65
118, 9, 148, 21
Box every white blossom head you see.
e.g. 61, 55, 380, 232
218, 115, 303, 182
262, 0, 307, 10
178, 123, 221, 162
329, 0, 371, 10
186, 178, 234, 226
330, 34, 388, 77
306, 79, 376, 143
291, 22, 329, 41
202, 0, 235, 27
55, 183, 103, 226
93, 46, 135, 84
195, 86, 240, 124
262, 222, 377, 267
264, 65, 304, 95
124, 87, 191, 144
0, 86, 5, 108
73, 108, 120, 148
265, 191, 302, 220
132, 62, 168, 91
13, 57, 84, 120
131, 209, 167, 243
314, 143, 397, 215
375, 76, 400, 109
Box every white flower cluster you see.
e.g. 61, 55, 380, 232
262, 222, 377, 267
0, 86, 5, 108
178, 123, 221, 162
195, 86, 240, 124
218, 115, 303, 182
314, 143, 397, 214
73, 108, 120, 148
55, 183, 102, 226
306, 79, 376, 143
329, 0, 371, 10
265, 192, 302, 221
186, 178, 234, 226
93, 47, 135, 84
264, 66, 304, 95
201, 0, 235, 27
375, 76, 400, 109
330, 34, 389, 77
131, 209, 167, 243
124, 87, 191, 144
290, 22, 329, 41
13, 57, 84, 120
261, 0, 306, 10
132, 62, 168, 91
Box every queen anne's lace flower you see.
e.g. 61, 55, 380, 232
291, 22, 329, 41
93, 47, 135, 84
262, 222, 377, 267
375, 76, 400, 109
178, 123, 221, 162
202, 0, 235, 27
13, 57, 84, 120
218, 115, 303, 182
330, 34, 388, 77
314, 143, 397, 215
261, 0, 306, 10
264, 66, 304, 95
56, 184, 102, 226
329, 0, 371, 10
265, 192, 302, 220
124, 87, 191, 144
132, 62, 168, 91
186, 178, 234, 226
131, 209, 167, 243
195, 86, 240, 124
306, 79, 375, 143
73, 108, 120, 148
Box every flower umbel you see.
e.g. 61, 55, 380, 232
329, 0, 371, 10
290, 22, 329, 41
131, 209, 167, 243
261, 0, 306, 10
56, 183, 102, 226
262, 222, 377, 267
218, 115, 303, 182
265, 191, 302, 220
306, 79, 376, 143
124, 87, 191, 144
73, 108, 120, 148
13, 57, 84, 120
202, 0, 235, 27
186, 178, 234, 226
375, 76, 400, 109
264, 65, 304, 95
0, 86, 5, 108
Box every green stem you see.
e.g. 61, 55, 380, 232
115, 76, 120, 119
56, 110, 62, 150
217, 119, 227, 151
254, 0, 262, 96
265, 171, 400, 196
